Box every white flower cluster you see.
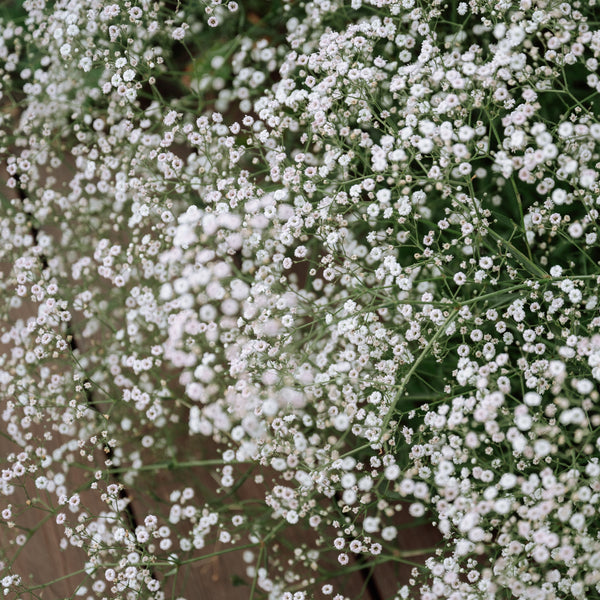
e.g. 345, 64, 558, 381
1, 0, 600, 598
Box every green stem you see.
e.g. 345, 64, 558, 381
249, 542, 265, 600
26, 568, 89, 591
382, 308, 460, 434
484, 226, 549, 279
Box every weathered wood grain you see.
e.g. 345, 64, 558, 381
0, 433, 89, 599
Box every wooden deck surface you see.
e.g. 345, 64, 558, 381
0, 427, 440, 599
0, 267, 440, 599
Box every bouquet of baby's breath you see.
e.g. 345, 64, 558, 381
2, 0, 600, 598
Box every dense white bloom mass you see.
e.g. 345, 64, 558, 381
1, 0, 600, 598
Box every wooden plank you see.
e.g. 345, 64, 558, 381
0, 431, 89, 598
125, 445, 378, 599
367, 507, 442, 599
0, 256, 103, 598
